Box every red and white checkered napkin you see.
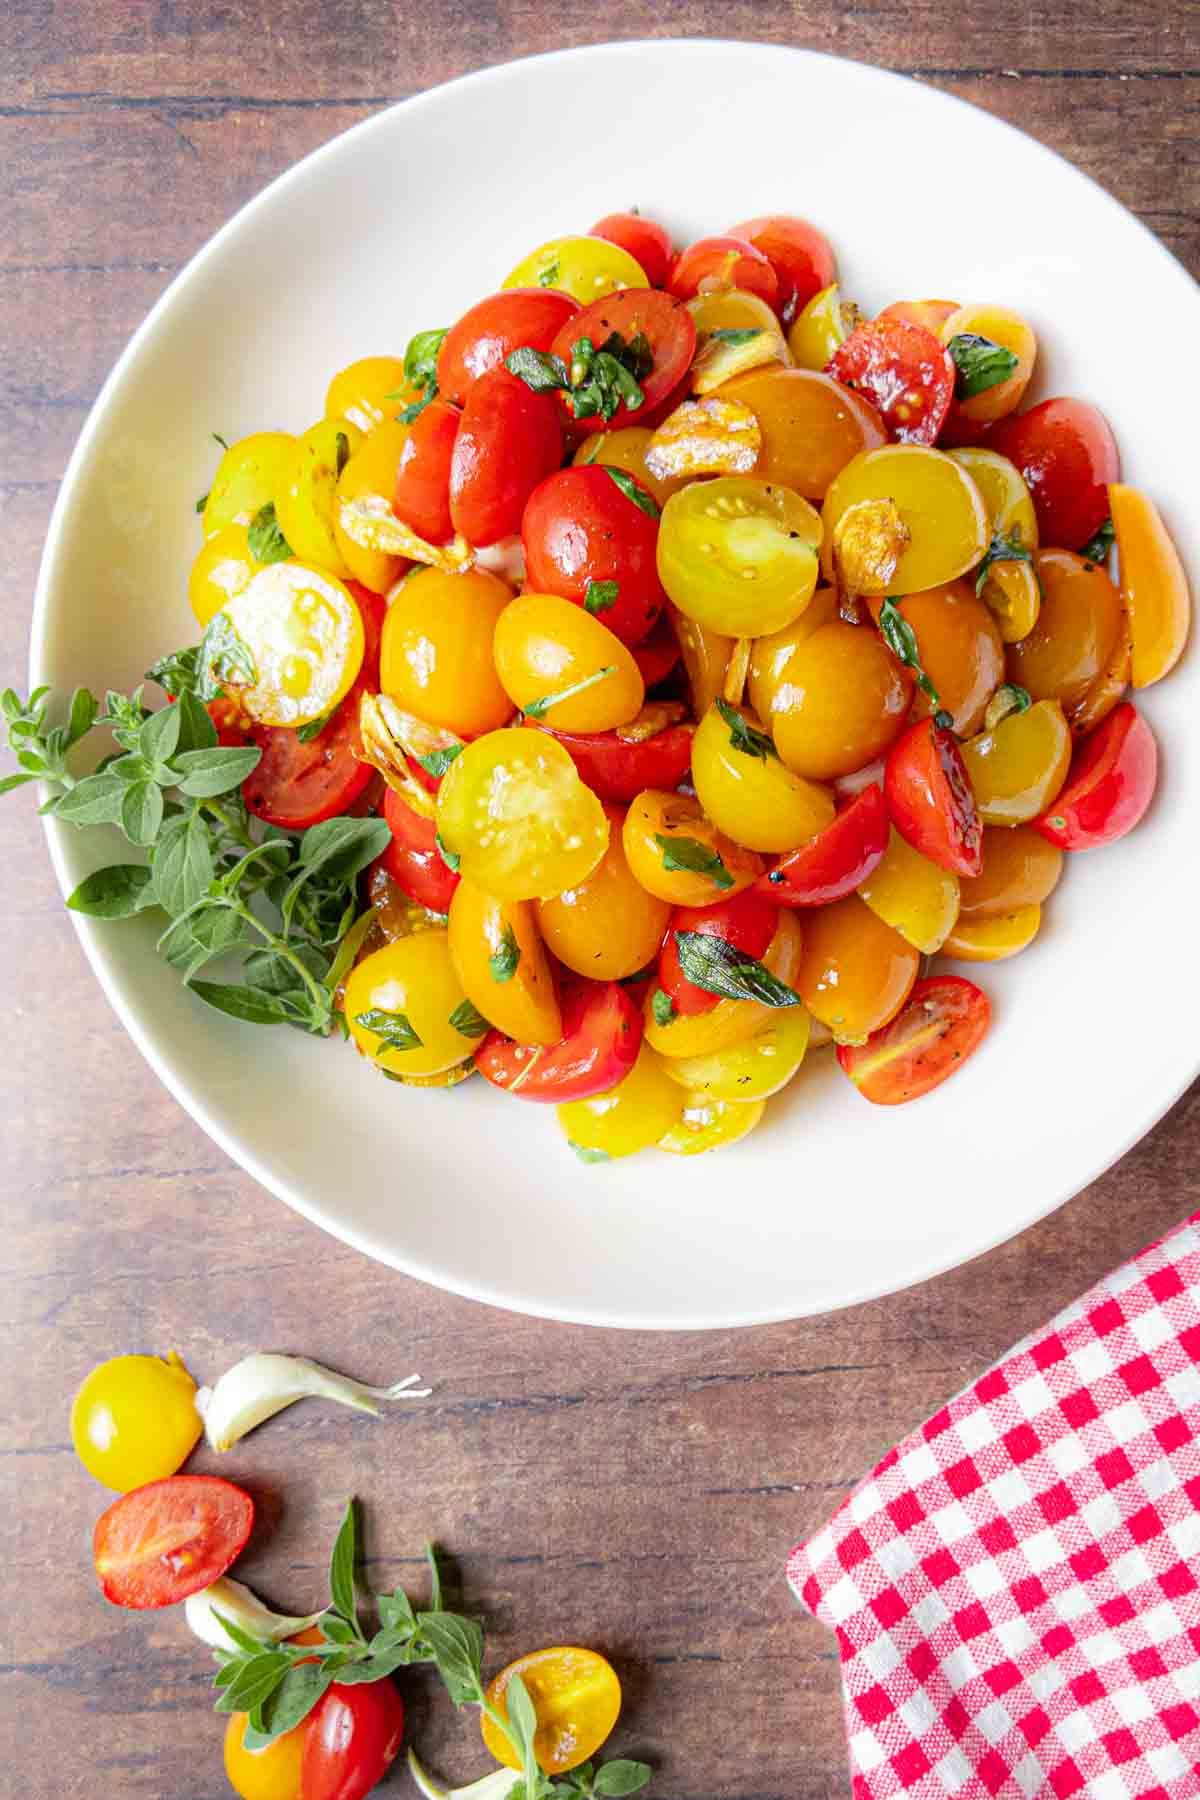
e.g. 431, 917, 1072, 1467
787, 1212, 1200, 1800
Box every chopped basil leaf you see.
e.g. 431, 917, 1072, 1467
673, 930, 801, 1007
507, 331, 653, 424
212, 432, 230, 450
396, 392, 436, 425
416, 743, 463, 779
354, 1007, 423, 1055
505, 347, 570, 393
1080, 518, 1116, 565
448, 997, 490, 1037
195, 490, 209, 514
975, 529, 1036, 598
334, 431, 351, 478
247, 500, 292, 566
947, 332, 1019, 399
568, 1141, 611, 1164
403, 327, 447, 392
651, 988, 676, 1027
604, 466, 659, 518
435, 832, 460, 873
716, 696, 776, 761
537, 260, 561, 288
654, 833, 734, 890
584, 579, 620, 616
878, 597, 941, 711
297, 710, 334, 743
708, 327, 762, 346
489, 924, 520, 983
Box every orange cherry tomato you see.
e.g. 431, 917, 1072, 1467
1008, 549, 1124, 711
481, 1647, 621, 1774
537, 803, 671, 981
1108, 484, 1191, 688
877, 299, 959, 336
1067, 609, 1131, 738
224, 1712, 305, 1800
447, 878, 562, 1045
773, 621, 914, 782
836, 975, 990, 1104
379, 567, 514, 738
890, 583, 1004, 737
940, 303, 1037, 425
960, 698, 1071, 827
795, 894, 919, 1043
623, 789, 763, 905
493, 593, 645, 732
944, 905, 1042, 962
958, 826, 1063, 919
573, 425, 689, 512
720, 367, 887, 500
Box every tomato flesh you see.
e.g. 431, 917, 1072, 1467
93, 1474, 254, 1609
476, 978, 642, 1101
988, 397, 1119, 551
437, 287, 580, 407
243, 675, 373, 830
1032, 702, 1158, 851
450, 366, 562, 546
837, 975, 991, 1105
658, 890, 778, 1017
524, 716, 693, 804
885, 718, 983, 878
550, 289, 697, 435
301, 1679, 405, 1800
522, 464, 665, 646
827, 317, 955, 445
590, 211, 674, 288
668, 235, 780, 311
379, 785, 459, 914
756, 783, 888, 906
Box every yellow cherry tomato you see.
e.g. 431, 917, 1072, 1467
821, 446, 989, 595
691, 700, 835, 852
947, 448, 1041, 643
1108, 484, 1191, 689
960, 698, 1072, 825
219, 561, 364, 729
941, 303, 1037, 423
787, 282, 858, 370
574, 427, 689, 512
503, 236, 649, 303
1008, 549, 1124, 711
448, 879, 562, 1046
658, 476, 821, 637
958, 825, 1063, 919
333, 418, 412, 593
645, 913, 804, 1059
659, 1004, 810, 1102
746, 589, 839, 723
325, 355, 412, 434
659, 1093, 766, 1155
772, 621, 913, 782
482, 1647, 621, 1774
274, 418, 365, 578
344, 933, 484, 1077
224, 1711, 306, 1800
558, 1043, 683, 1161
188, 523, 263, 628
202, 431, 295, 539
536, 804, 671, 981
858, 827, 960, 954
622, 789, 763, 905
70, 1352, 201, 1492
493, 593, 644, 732
794, 895, 919, 1044
380, 567, 514, 738
667, 606, 738, 718
437, 728, 610, 902
721, 366, 888, 501
944, 904, 1042, 962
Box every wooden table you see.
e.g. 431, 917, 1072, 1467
2, 7, 1196, 1795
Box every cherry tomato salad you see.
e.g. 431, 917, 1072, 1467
5, 208, 1189, 1143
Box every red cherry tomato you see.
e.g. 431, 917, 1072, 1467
988, 397, 1120, 552
668, 234, 780, 311
521, 464, 665, 646
632, 612, 681, 688
345, 580, 388, 679
392, 398, 460, 542
206, 696, 249, 747
885, 718, 983, 878
524, 717, 693, 804
658, 889, 778, 1017
1033, 702, 1157, 851
755, 784, 889, 906
449, 367, 562, 546
837, 975, 991, 1106
378, 785, 459, 913
437, 287, 581, 408
550, 290, 697, 436
476, 978, 642, 1102
590, 210, 674, 288
301, 1679, 406, 1800
727, 214, 836, 318
93, 1475, 254, 1610
243, 675, 373, 830
827, 317, 955, 445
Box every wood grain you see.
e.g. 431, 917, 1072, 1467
0, 6, 1196, 1796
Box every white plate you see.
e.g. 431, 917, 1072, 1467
31, 41, 1200, 1329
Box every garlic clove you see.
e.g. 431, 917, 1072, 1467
408, 1749, 521, 1800
195, 1353, 431, 1452
184, 1576, 324, 1651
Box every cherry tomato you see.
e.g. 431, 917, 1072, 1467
837, 975, 990, 1104
827, 317, 955, 445
657, 475, 820, 637
447, 878, 562, 1044
659, 1093, 766, 1154
225, 1710, 306, 1800
787, 283, 857, 371
392, 398, 461, 542
877, 299, 959, 337
494, 593, 645, 732
301, 1679, 405, 1800
334, 419, 412, 594
722, 367, 887, 500
773, 621, 914, 782
893, 582, 1004, 736
557, 1042, 682, 1160
947, 446, 1040, 642
988, 397, 1120, 551
504, 235, 649, 303
688, 288, 791, 390
692, 699, 835, 852
727, 214, 836, 317
669, 235, 780, 310
573, 425, 690, 512
449, 366, 562, 546
274, 418, 365, 579
477, 979, 642, 1102
658, 1004, 810, 1102
189, 523, 263, 627
326, 355, 411, 434
527, 716, 694, 805
940, 303, 1037, 427
522, 465, 665, 646
645, 912, 803, 1059
591, 211, 674, 288
549, 290, 697, 435
220, 561, 365, 730
1008, 549, 1123, 711
1033, 702, 1158, 851
379, 785, 459, 915
1108, 484, 1191, 688
93, 1474, 253, 1609
960, 698, 1072, 826
885, 718, 983, 878
944, 904, 1042, 962
1068, 611, 1132, 738
795, 895, 919, 1043
437, 288, 581, 407
958, 825, 1063, 919
345, 933, 486, 1077
623, 789, 763, 905
243, 676, 373, 830
379, 566, 513, 738
658, 889, 778, 1017
857, 826, 961, 955
821, 445, 989, 595
202, 431, 295, 539
632, 613, 680, 687
536, 803, 671, 980
438, 729, 609, 901
756, 783, 888, 906
71, 1352, 201, 1493
746, 588, 839, 722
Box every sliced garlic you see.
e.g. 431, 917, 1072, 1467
645, 398, 761, 481
358, 691, 445, 818
408, 1749, 520, 1800
338, 493, 475, 572
690, 326, 787, 394
185, 1576, 324, 1651
614, 699, 688, 744
196, 1353, 431, 1452
832, 497, 911, 595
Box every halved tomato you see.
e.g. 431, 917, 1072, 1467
549, 290, 697, 435
668, 235, 780, 311
524, 716, 693, 804
657, 889, 778, 1017
93, 1475, 254, 1609
988, 397, 1119, 552
837, 975, 991, 1105
827, 317, 955, 445
885, 718, 983, 878
449, 366, 562, 545
632, 612, 681, 688
475, 978, 642, 1101
1033, 702, 1158, 851
392, 398, 460, 542
243, 676, 373, 830
755, 784, 888, 906
727, 214, 836, 318
379, 785, 459, 914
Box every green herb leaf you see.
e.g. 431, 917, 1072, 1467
984, 682, 1033, 731
425, 1543, 444, 1613
565, 332, 649, 422
298, 816, 393, 885
297, 710, 333, 744
1080, 517, 1116, 564
212, 432, 230, 451
197, 611, 258, 702
415, 1611, 486, 1706
537, 260, 561, 288
603, 466, 659, 518
121, 778, 165, 846
66, 864, 157, 919
715, 696, 776, 761
584, 579, 620, 616
0, 771, 35, 796
328, 1499, 361, 1631
378, 1588, 418, 1636
654, 833, 734, 890
196, 491, 210, 514
947, 332, 1019, 399
173, 745, 262, 799
214, 1650, 291, 1715
146, 645, 202, 700
436, 832, 461, 872
522, 666, 617, 721
416, 743, 463, 779
247, 500, 293, 566
569, 1141, 611, 1164
594, 1762, 653, 1795
878, 597, 941, 710
175, 688, 219, 754
140, 699, 182, 768
489, 924, 521, 983
673, 930, 801, 1007
651, 988, 676, 1028
66, 687, 99, 747
505, 1672, 542, 1798
708, 327, 762, 346
449, 997, 491, 1037
505, 347, 570, 394
355, 1007, 423, 1054
246, 1663, 335, 1745
191, 981, 300, 1025
152, 810, 215, 916
211, 1609, 272, 1656
404, 327, 448, 393
974, 529, 1035, 599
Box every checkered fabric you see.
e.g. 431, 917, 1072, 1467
787, 1213, 1200, 1799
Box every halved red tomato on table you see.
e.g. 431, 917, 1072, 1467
988, 396, 1120, 551
837, 975, 991, 1105
93, 1474, 254, 1609
549, 289, 697, 436
657, 889, 778, 1016
437, 287, 581, 408
525, 715, 693, 803
756, 784, 888, 906
590, 211, 674, 288
727, 214, 836, 318
476, 978, 642, 1101
1033, 702, 1157, 851
885, 718, 983, 878
668, 234, 780, 310
522, 464, 665, 646
450, 366, 563, 546
827, 316, 955, 445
